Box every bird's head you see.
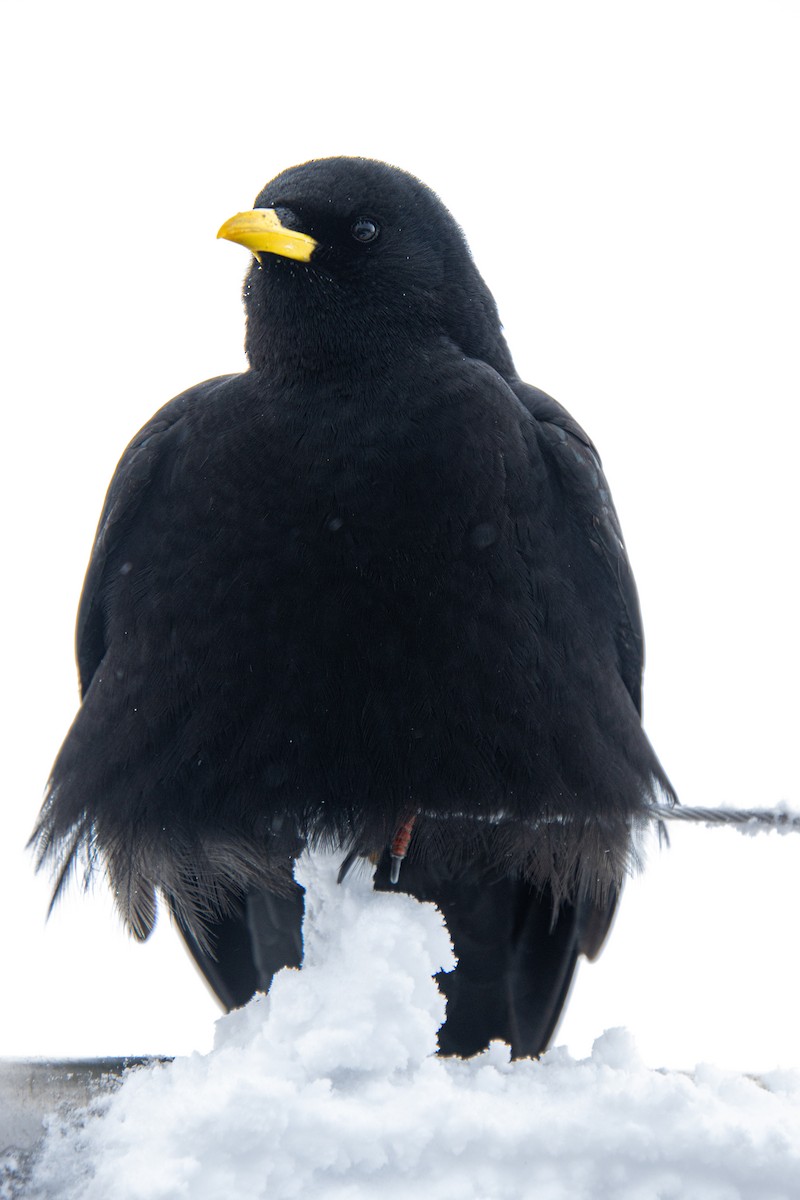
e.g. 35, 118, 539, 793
218, 157, 514, 379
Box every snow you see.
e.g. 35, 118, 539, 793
9, 852, 800, 1200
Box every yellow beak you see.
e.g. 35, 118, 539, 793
216, 209, 317, 263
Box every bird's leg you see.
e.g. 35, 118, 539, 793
389, 814, 417, 884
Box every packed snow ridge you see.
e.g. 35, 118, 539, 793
14, 852, 800, 1199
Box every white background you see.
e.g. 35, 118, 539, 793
1, 0, 798, 1073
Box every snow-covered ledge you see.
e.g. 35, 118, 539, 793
3, 854, 798, 1199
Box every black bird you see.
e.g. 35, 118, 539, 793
32, 157, 674, 1058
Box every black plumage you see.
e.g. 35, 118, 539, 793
32, 157, 674, 1057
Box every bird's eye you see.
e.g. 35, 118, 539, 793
350, 217, 379, 244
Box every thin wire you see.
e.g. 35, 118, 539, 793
647, 803, 800, 834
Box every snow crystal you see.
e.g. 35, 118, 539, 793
12, 851, 800, 1199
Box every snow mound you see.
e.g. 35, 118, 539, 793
18, 852, 800, 1199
